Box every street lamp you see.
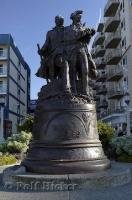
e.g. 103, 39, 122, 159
125, 93, 131, 136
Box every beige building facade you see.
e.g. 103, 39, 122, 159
92, 0, 132, 134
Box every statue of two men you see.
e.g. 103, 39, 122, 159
36, 10, 97, 95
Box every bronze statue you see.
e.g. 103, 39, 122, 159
22, 11, 110, 174
36, 10, 97, 96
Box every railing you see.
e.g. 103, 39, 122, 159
95, 45, 105, 57
107, 65, 123, 78
108, 88, 125, 99
104, 0, 120, 17
99, 106, 126, 119
0, 68, 7, 76
0, 50, 8, 58
107, 107, 126, 115
95, 58, 106, 68
94, 33, 105, 45
0, 85, 7, 93
105, 13, 120, 31
105, 30, 121, 47
96, 86, 107, 94
105, 48, 122, 63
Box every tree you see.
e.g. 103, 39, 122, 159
18, 115, 34, 133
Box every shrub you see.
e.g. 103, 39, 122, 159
97, 121, 115, 156
0, 154, 17, 166
110, 135, 132, 162
0, 131, 32, 154
7, 141, 29, 153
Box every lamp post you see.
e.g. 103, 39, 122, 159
0, 103, 5, 142
125, 94, 131, 136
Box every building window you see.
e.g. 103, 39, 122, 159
122, 56, 127, 66
17, 88, 20, 95
121, 18, 125, 30
123, 0, 124, 8
122, 37, 126, 48
120, 3, 122, 10
0, 81, 3, 91
0, 64, 3, 74
17, 73, 20, 80
0, 48, 4, 57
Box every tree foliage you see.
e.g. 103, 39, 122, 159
18, 115, 34, 132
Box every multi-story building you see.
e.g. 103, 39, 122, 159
0, 34, 30, 140
92, 0, 132, 134
29, 99, 37, 116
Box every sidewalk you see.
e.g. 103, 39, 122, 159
0, 162, 132, 200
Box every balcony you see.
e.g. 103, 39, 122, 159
95, 45, 106, 57
105, 49, 122, 65
94, 33, 105, 46
96, 72, 107, 82
98, 101, 108, 109
95, 58, 106, 69
97, 23, 104, 32
0, 50, 8, 60
105, 31, 121, 48
107, 107, 126, 115
104, 14, 120, 32
96, 86, 107, 95
108, 89, 125, 99
107, 65, 123, 81
104, 0, 120, 17
94, 95, 100, 101
0, 68, 7, 77
0, 85, 7, 94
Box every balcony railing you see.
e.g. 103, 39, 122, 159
104, 0, 120, 17
105, 49, 122, 65
108, 89, 125, 99
96, 86, 107, 95
0, 85, 7, 94
96, 72, 107, 82
98, 101, 108, 109
107, 107, 126, 115
97, 23, 104, 32
0, 68, 7, 76
98, 106, 126, 119
104, 13, 120, 32
95, 58, 106, 69
94, 33, 105, 46
95, 45, 106, 57
105, 31, 121, 48
107, 65, 123, 81
0, 50, 8, 59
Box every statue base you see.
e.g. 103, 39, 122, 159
22, 82, 110, 174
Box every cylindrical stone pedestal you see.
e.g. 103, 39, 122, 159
22, 93, 110, 174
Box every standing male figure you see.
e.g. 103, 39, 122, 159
36, 15, 64, 81
64, 10, 97, 95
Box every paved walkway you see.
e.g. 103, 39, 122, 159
0, 163, 132, 200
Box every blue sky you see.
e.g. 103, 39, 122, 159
1, 0, 106, 99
